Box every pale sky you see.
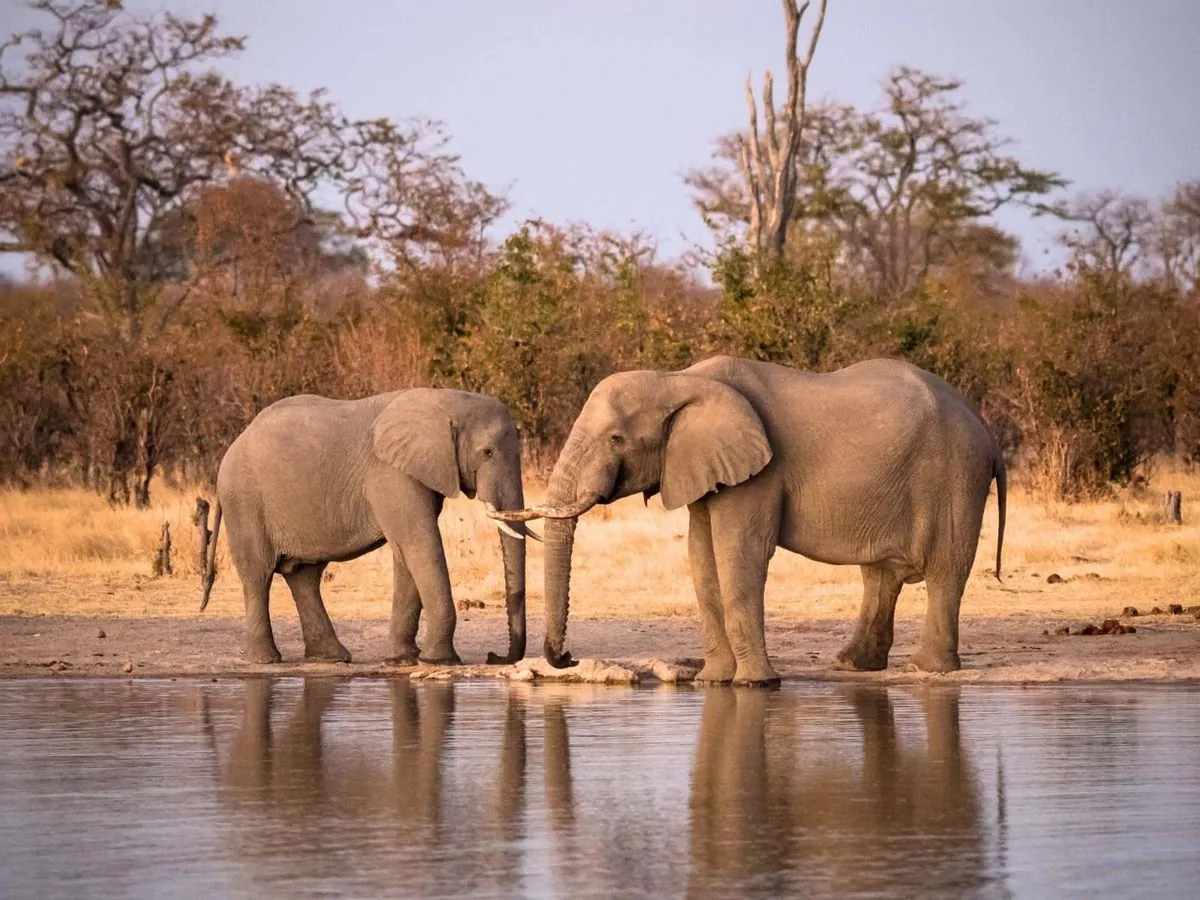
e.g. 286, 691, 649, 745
3, 0, 1198, 272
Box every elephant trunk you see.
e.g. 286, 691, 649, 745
484, 476, 527, 665
542, 435, 595, 668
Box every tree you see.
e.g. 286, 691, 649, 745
0, 0, 502, 506
733, 0, 828, 264
690, 67, 1065, 299
1150, 181, 1200, 293
1049, 190, 1153, 282
0, 0, 500, 339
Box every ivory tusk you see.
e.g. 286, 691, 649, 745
495, 520, 525, 541
524, 526, 543, 543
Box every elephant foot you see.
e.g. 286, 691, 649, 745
304, 640, 352, 664
910, 646, 961, 673
419, 648, 463, 666
695, 655, 736, 684
835, 642, 890, 672
244, 642, 282, 665
385, 646, 421, 667
732, 659, 781, 688
486, 651, 521, 665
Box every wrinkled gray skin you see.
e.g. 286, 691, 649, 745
204, 388, 530, 666
509, 356, 1005, 685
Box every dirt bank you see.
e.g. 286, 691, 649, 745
4, 607, 1199, 683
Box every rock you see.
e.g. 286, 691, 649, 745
1151, 606, 1164, 615
1185, 605, 1200, 615
1079, 624, 1098, 635
633, 658, 701, 683
1083, 572, 1102, 580
1121, 606, 1139, 618
1124, 625, 1137, 634
1046, 573, 1065, 584
122, 661, 134, 674
1167, 603, 1184, 615
1041, 629, 1050, 636
96, 628, 106, 639
1054, 625, 1071, 635
1099, 619, 1123, 634
455, 599, 486, 612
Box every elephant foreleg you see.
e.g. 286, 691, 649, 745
836, 565, 904, 671
383, 514, 461, 665
284, 562, 351, 663
709, 501, 780, 686
387, 546, 422, 665
688, 504, 736, 683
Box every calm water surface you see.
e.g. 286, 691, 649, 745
1, 678, 1199, 899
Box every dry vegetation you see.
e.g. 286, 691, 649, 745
2, 467, 1197, 628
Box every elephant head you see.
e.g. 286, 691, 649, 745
489, 371, 771, 666
374, 388, 533, 663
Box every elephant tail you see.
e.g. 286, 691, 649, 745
198, 498, 222, 612
993, 451, 1007, 582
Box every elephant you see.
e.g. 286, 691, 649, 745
200, 388, 535, 666
491, 355, 1006, 684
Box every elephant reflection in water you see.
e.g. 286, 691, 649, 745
688, 687, 1002, 899
215, 678, 577, 895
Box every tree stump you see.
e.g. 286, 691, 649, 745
193, 498, 212, 573
152, 521, 172, 576
1163, 490, 1182, 525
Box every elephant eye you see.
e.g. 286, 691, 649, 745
483, 447, 494, 459
609, 433, 624, 447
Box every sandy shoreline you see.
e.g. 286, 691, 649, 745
5, 607, 1200, 684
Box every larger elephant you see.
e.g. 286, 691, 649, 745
202, 388, 534, 666
492, 356, 1006, 684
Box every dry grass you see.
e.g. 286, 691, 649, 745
1, 465, 1198, 623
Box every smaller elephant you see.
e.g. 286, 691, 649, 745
201, 388, 534, 666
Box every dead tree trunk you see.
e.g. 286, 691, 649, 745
152, 521, 173, 576
1163, 490, 1183, 524
194, 498, 213, 573
736, 0, 828, 265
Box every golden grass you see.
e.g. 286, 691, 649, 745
1, 465, 1198, 622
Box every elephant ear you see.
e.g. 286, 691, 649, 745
660, 375, 772, 511
372, 389, 461, 498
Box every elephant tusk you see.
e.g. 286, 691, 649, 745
485, 496, 601, 521
524, 526, 543, 543
495, 521, 525, 541
485, 504, 547, 522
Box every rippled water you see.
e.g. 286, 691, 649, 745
1, 678, 1199, 899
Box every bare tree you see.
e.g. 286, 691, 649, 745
691, 67, 1064, 298
736, 0, 828, 263
1050, 191, 1153, 281
1151, 181, 1200, 292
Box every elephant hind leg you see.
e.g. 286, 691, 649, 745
911, 568, 969, 673
223, 501, 282, 664
836, 565, 904, 671
283, 562, 351, 663
241, 566, 282, 664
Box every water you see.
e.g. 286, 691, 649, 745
1, 679, 1198, 899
